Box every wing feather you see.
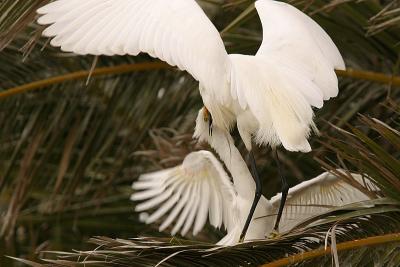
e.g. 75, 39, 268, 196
131, 150, 236, 237
193, 181, 211, 235
228, 0, 345, 152
145, 193, 180, 224
130, 186, 164, 202
208, 182, 223, 228
181, 182, 201, 236
159, 182, 190, 232
270, 172, 376, 232
230, 54, 314, 152
134, 186, 174, 212
255, 0, 345, 103
172, 182, 196, 235
37, 0, 229, 102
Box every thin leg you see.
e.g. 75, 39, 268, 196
208, 114, 213, 136
240, 150, 262, 242
273, 149, 289, 232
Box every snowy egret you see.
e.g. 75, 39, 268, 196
37, 0, 345, 239
131, 109, 373, 245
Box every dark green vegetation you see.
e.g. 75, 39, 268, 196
0, 0, 399, 266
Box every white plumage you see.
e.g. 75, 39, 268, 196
130, 110, 374, 246
37, 0, 345, 152
270, 172, 376, 232
131, 151, 240, 238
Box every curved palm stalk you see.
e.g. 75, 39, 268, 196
0, 62, 170, 99
335, 69, 400, 87
1, 65, 399, 101
263, 233, 400, 267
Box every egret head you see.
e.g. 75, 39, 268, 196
194, 107, 214, 142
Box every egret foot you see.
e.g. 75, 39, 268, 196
239, 236, 245, 243
267, 229, 281, 239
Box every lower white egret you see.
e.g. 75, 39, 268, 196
131, 109, 374, 245
37, 0, 345, 241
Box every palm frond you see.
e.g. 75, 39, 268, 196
0, 35, 202, 242
317, 102, 400, 202
11, 199, 400, 267
367, 1, 400, 36
0, 0, 49, 50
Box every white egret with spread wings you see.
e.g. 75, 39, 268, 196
131, 109, 372, 245
37, 0, 345, 239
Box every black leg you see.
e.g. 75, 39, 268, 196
203, 106, 213, 136
240, 150, 262, 242
273, 149, 289, 232
208, 113, 213, 136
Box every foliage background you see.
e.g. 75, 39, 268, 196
0, 0, 399, 266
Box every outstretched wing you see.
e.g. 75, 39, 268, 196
270, 172, 376, 232
229, 0, 345, 152
37, 0, 229, 102
255, 0, 345, 104
131, 150, 237, 237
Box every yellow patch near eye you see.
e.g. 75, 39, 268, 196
203, 107, 210, 122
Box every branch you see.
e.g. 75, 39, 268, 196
0, 62, 170, 100
336, 69, 400, 86
0, 63, 399, 100
262, 232, 400, 267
